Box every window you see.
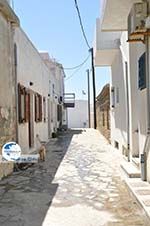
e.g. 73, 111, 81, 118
138, 52, 146, 90
43, 97, 46, 122
18, 84, 28, 123
35, 93, 42, 122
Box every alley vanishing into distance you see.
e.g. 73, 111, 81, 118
0, 129, 149, 226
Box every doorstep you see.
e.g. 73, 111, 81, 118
125, 178, 150, 220
121, 160, 141, 178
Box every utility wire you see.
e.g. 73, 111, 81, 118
64, 54, 90, 70
74, 0, 91, 49
65, 54, 90, 81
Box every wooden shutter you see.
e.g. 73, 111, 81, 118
25, 92, 29, 122
139, 52, 146, 90
18, 83, 22, 123
35, 94, 38, 122
18, 83, 26, 123
43, 97, 46, 122
39, 95, 42, 122
35, 93, 42, 122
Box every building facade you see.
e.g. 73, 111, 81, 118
68, 100, 89, 128
96, 84, 110, 141
94, 0, 150, 182
0, 0, 71, 179
0, 0, 19, 178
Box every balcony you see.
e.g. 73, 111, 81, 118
94, 18, 121, 66
101, 0, 142, 31
64, 93, 75, 108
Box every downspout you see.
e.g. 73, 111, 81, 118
120, 45, 130, 162
14, 41, 19, 143
142, 0, 150, 181
10, 24, 18, 143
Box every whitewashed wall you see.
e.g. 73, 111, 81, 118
14, 28, 50, 152
68, 100, 89, 128
129, 42, 146, 158
110, 50, 127, 151
110, 32, 134, 154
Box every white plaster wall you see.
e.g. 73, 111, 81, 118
68, 100, 89, 128
110, 31, 146, 160
14, 28, 50, 152
147, 35, 150, 181
110, 49, 128, 151
110, 32, 130, 152
129, 42, 146, 157
40, 54, 66, 131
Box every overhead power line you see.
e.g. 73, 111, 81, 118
73, 0, 97, 129
64, 54, 90, 70
65, 54, 90, 81
74, 0, 91, 49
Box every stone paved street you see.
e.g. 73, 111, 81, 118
0, 129, 150, 226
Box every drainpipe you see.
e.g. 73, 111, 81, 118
142, 0, 150, 181
14, 42, 19, 143
120, 45, 130, 162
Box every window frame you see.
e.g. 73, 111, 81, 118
138, 52, 146, 90
35, 93, 42, 122
18, 83, 28, 124
43, 97, 46, 122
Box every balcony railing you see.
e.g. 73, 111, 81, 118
64, 93, 75, 108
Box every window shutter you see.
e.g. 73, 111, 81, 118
139, 52, 146, 90
39, 95, 42, 121
18, 84, 26, 123
18, 83, 22, 123
25, 92, 29, 122
43, 97, 46, 122
35, 94, 37, 122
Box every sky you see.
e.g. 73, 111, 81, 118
13, 0, 110, 100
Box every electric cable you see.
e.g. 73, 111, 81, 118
64, 54, 90, 70
65, 54, 90, 81
74, 0, 91, 49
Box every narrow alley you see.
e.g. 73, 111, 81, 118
0, 129, 149, 226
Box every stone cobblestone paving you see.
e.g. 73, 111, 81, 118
0, 129, 149, 226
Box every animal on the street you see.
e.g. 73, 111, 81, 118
36, 134, 46, 161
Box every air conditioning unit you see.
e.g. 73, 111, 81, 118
128, 2, 147, 39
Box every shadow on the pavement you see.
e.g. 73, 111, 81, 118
0, 129, 83, 226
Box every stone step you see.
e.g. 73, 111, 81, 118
121, 161, 141, 178
125, 178, 150, 221
132, 157, 140, 169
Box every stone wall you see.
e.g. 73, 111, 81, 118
96, 84, 110, 141
0, 1, 19, 179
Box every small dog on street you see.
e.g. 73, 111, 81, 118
36, 134, 46, 161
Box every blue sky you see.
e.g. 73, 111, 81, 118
13, 0, 110, 100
